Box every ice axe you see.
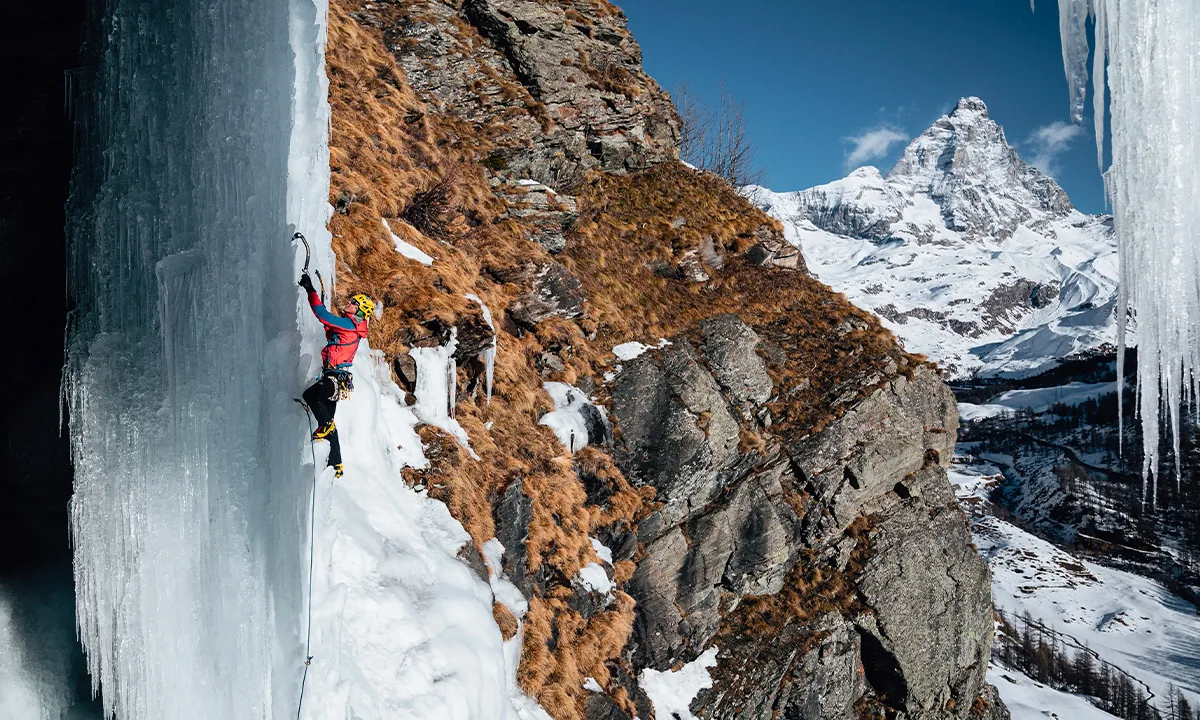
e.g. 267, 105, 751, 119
292, 231, 326, 303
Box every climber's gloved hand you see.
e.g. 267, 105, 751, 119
298, 273, 315, 293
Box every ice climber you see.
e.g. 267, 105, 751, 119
299, 272, 375, 479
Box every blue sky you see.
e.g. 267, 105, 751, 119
616, 0, 1109, 213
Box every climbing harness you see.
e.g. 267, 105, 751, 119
293, 398, 320, 720
293, 231, 327, 303
326, 368, 355, 401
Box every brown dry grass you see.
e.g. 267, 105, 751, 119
327, 2, 916, 717
559, 163, 922, 434
494, 602, 520, 641
328, 5, 642, 717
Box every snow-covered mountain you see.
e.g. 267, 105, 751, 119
746, 97, 1119, 378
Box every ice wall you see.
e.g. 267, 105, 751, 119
65, 0, 330, 717
1055, 0, 1200, 498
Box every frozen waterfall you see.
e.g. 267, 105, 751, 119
65, 0, 331, 717
1055, 0, 1200, 499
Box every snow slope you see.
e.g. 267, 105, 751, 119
299, 344, 550, 720
976, 514, 1200, 702
951, 461, 1200, 705
746, 97, 1118, 379
989, 664, 1121, 720
958, 380, 1118, 420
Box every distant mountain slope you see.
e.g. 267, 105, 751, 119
747, 97, 1118, 378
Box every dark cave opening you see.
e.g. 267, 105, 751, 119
1, 1, 103, 715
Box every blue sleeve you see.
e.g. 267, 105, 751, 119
308, 292, 357, 331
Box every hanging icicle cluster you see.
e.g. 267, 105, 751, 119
1054, 0, 1200, 503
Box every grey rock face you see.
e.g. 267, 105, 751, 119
506, 261, 586, 329
698, 314, 773, 409
493, 479, 539, 598
855, 465, 994, 718
695, 613, 865, 720
608, 313, 1002, 719
612, 340, 742, 532
375, 0, 679, 187
493, 178, 578, 254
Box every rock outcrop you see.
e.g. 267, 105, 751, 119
370, 0, 679, 187
609, 315, 1005, 720
327, 3, 1006, 719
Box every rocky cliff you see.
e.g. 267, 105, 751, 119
327, 2, 1005, 718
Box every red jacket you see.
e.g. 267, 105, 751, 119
307, 291, 368, 369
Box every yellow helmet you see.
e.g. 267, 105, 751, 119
350, 293, 376, 319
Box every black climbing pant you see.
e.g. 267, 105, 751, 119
303, 373, 342, 468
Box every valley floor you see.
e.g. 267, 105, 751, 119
950, 457, 1200, 715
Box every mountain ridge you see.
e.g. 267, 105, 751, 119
747, 96, 1118, 378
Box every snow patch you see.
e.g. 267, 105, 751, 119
539, 382, 607, 452
383, 217, 434, 266
612, 339, 671, 361
590, 537, 613, 565
639, 648, 719, 720
574, 563, 614, 598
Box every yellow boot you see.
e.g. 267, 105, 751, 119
312, 421, 335, 441
333, 463, 344, 479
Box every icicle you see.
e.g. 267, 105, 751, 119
1057, 0, 1090, 124
411, 328, 479, 457
1091, 0, 1107, 170
466, 293, 497, 405
1052, 0, 1200, 503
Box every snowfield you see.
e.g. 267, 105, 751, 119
301, 343, 551, 720
950, 460, 1200, 708
957, 380, 1118, 421
989, 663, 1121, 720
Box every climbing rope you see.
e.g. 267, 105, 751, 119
295, 400, 320, 720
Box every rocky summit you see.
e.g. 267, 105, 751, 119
747, 97, 1118, 379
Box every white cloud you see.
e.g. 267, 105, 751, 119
1025, 121, 1085, 176
843, 126, 908, 170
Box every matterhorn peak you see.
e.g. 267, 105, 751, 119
951, 96, 990, 117
885, 96, 1074, 238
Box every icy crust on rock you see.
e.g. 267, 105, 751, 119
66, 1, 332, 718
302, 346, 549, 720
1054, 0, 1200, 493
746, 97, 1118, 379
